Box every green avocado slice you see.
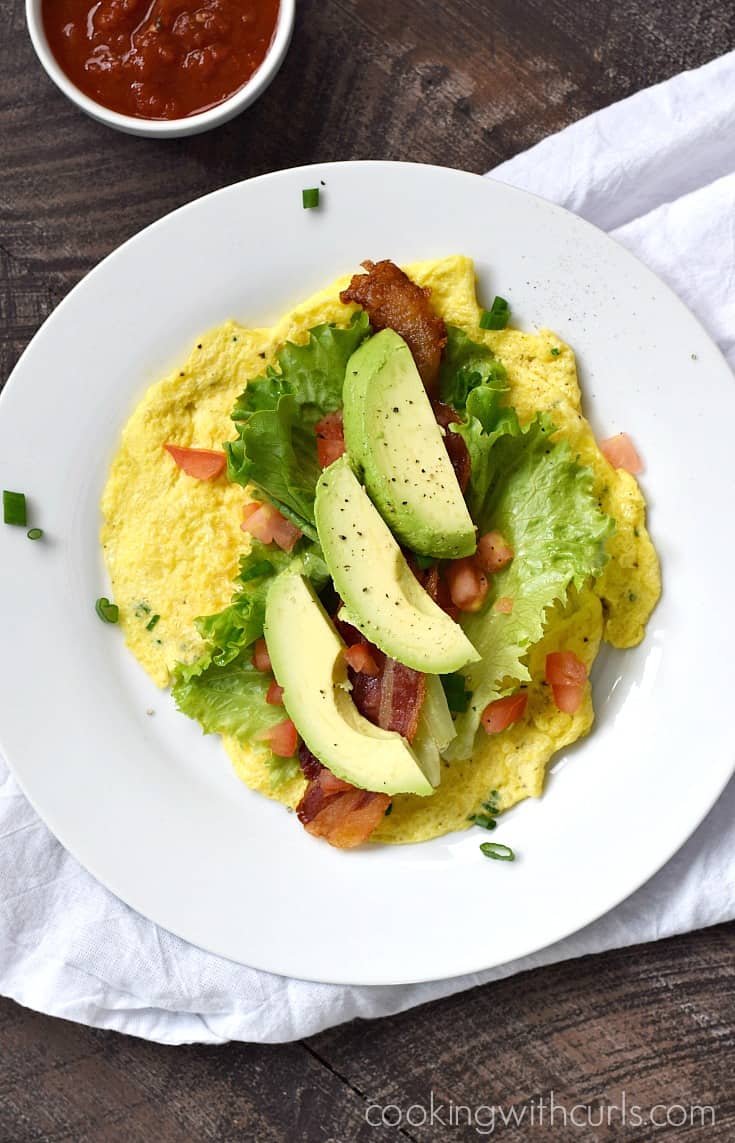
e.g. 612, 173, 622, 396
343, 328, 476, 559
314, 456, 480, 674
264, 572, 436, 797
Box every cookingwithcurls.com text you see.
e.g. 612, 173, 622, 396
364, 1091, 716, 1134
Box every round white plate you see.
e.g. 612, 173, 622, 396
0, 163, 732, 985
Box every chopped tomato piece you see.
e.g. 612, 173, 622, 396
599, 432, 644, 475
252, 637, 272, 673
241, 500, 302, 552
265, 680, 284, 705
481, 692, 528, 734
317, 437, 346, 467
315, 411, 346, 468
314, 410, 344, 438
551, 683, 585, 714
260, 718, 298, 757
494, 596, 514, 613
545, 650, 587, 688
476, 531, 514, 573
446, 557, 489, 612
164, 444, 226, 481
344, 644, 380, 676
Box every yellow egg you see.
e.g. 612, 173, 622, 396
101, 255, 661, 844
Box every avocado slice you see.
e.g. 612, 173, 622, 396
314, 456, 480, 674
264, 572, 436, 797
343, 328, 476, 559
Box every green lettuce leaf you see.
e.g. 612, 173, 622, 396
438, 326, 507, 411
453, 382, 524, 524
172, 655, 299, 786
171, 537, 327, 783
225, 312, 371, 537
446, 415, 614, 761
176, 539, 326, 680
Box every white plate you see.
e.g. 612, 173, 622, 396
0, 162, 732, 985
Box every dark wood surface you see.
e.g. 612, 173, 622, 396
2, 1, 734, 1139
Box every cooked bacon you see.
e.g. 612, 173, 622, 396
299, 784, 391, 849
335, 616, 426, 742
293, 619, 424, 848
432, 400, 471, 492
340, 260, 447, 394
298, 742, 324, 783
416, 563, 460, 621
296, 744, 390, 849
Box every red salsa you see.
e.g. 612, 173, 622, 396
42, 0, 280, 120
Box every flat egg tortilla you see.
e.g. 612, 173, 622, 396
101, 255, 661, 844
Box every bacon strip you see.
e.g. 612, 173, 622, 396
432, 399, 471, 492
335, 616, 426, 742
340, 260, 447, 394
296, 745, 390, 849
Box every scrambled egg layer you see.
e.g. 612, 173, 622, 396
101, 256, 661, 844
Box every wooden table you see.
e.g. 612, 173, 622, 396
2, 2, 733, 1139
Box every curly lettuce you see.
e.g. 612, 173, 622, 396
438, 325, 507, 412
172, 539, 328, 779
225, 312, 370, 538
445, 394, 614, 760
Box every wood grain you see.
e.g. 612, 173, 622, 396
0, 925, 733, 1141
1, 0, 734, 1139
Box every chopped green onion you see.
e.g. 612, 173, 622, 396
3, 490, 27, 526
480, 842, 515, 861
413, 554, 435, 570
550, 347, 560, 357
95, 597, 119, 624
479, 296, 510, 330
471, 813, 498, 831
146, 613, 160, 631
440, 673, 471, 714
384, 803, 393, 817
302, 187, 320, 209
26, 528, 43, 540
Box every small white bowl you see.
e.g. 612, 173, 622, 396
26, 0, 295, 138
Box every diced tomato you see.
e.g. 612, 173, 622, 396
545, 650, 587, 688
315, 411, 346, 468
317, 437, 346, 467
252, 637, 271, 673
344, 644, 380, 676
261, 718, 298, 758
476, 531, 514, 573
551, 684, 585, 714
446, 558, 489, 612
241, 500, 302, 552
266, 680, 284, 705
314, 410, 344, 439
599, 432, 644, 475
164, 444, 226, 481
481, 692, 528, 734
494, 596, 514, 613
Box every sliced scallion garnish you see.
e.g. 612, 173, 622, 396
95, 597, 119, 624
479, 296, 510, 331
27, 528, 43, 540
480, 842, 515, 861
3, 490, 27, 526
302, 187, 320, 209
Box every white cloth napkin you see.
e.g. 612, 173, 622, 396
2, 51, 734, 1046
